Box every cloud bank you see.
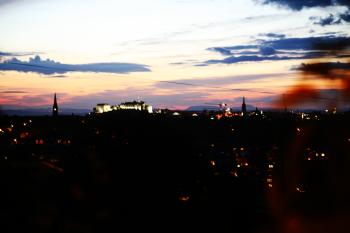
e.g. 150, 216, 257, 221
312, 11, 350, 26
0, 55, 151, 75
257, 0, 350, 26
203, 35, 350, 65
257, 0, 350, 11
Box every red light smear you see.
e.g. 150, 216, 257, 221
274, 37, 350, 109
41, 161, 64, 173
275, 65, 350, 109
275, 85, 320, 108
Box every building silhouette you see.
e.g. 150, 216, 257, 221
242, 97, 247, 116
52, 93, 58, 116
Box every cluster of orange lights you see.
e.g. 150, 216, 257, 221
305, 148, 327, 161
57, 139, 71, 145
20, 132, 29, 139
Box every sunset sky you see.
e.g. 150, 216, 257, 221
0, 0, 349, 110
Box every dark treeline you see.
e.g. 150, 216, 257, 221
0, 111, 349, 233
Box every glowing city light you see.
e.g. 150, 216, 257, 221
179, 195, 190, 202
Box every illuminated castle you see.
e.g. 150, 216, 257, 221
94, 100, 153, 114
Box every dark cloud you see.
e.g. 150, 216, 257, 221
264, 36, 350, 50
312, 14, 342, 26
0, 52, 15, 56
205, 55, 304, 65
210, 36, 350, 54
259, 46, 276, 55
295, 62, 350, 74
203, 36, 350, 65
0, 55, 151, 75
311, 11, 350, 26
257, 0, 350, 26
259, 33, 286, 39
202, 53, 331, 65
208, 47, 233, 56
257, 0, 350, 11
339, 10, 350, 22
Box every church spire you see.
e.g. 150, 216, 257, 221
242, 97, 247, 116
53, 93, 58, 116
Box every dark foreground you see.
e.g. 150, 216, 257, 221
0, 111, 350, 233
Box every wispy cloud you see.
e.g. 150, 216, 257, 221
0, 51, 40, 57
0, 90, 28, 94
0, 55, 151, 75
154, 73, 286, 91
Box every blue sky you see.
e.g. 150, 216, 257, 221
0, 0, 349, 109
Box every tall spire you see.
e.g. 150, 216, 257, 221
242, 96, 247, 116
53, 93, 58, 116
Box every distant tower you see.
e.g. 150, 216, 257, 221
242, 97, 247, 116
53, 93, 59, 116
